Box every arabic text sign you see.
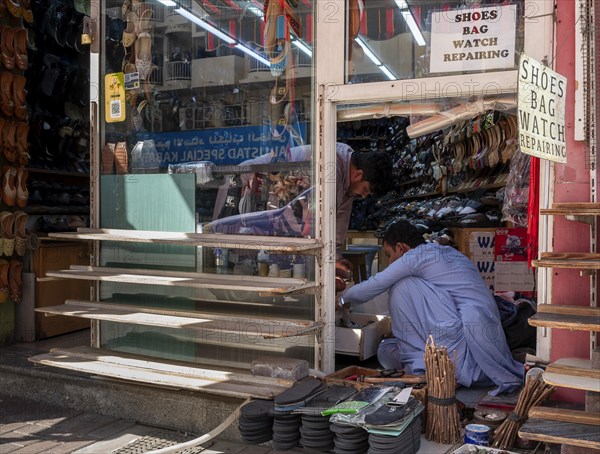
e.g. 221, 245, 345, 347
136, 124, 308, 167
518, 54, 567, 163
429, 5, 516, 73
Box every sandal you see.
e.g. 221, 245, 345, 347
0, 259, 8, 303
0, 211, 14, 257
13, 27, 27, 70
13, 211, 27, 256
114, 141, 128, 174
16, 166, 27, 208
0, 71, 14, 117
122, 11, 137, 48
135, 32, 153, 80
12, 74, 27, 122
102, 142, 115, 174
0, 25, 15, 70
2, 165, 16, 207
8, 259, 22, 303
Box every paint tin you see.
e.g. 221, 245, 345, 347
464, 424, 490, 446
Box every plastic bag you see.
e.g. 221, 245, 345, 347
501, 148, 530, 227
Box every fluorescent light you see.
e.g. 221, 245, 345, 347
394, 0, 426, 46
175, 8, 236, 44
234, 44, 271, 66
379, 65, 396, 80
157, 0, 177, 6
293, 39, 312, 57
355, 37, 381, 66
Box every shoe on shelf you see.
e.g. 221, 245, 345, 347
16, 166, 28, 208
2, 165, 17, 207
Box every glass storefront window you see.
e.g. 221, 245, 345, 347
98, 0, 318, 368
345, 0, 524, 83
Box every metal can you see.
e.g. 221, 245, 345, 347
464, 424, 490, 446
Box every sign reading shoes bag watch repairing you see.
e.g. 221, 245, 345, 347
429, 5, 516, 73
518, 54, 567, 163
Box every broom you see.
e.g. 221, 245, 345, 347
424, 336, 461, 444
492, 373, 555, 449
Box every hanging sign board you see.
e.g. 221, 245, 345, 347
518, 54, 567, 163
429, 5, 516, 73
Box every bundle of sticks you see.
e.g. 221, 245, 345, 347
492, 373, 555, 449
424, 336, 460, 444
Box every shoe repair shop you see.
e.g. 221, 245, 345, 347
28, 0, 597, 416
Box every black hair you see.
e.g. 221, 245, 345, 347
351, 151, 393, 196
382, 219, 427, 249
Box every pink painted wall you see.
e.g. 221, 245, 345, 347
549, 1, 596, 404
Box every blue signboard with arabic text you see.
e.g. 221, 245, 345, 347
135, 123, 308, 167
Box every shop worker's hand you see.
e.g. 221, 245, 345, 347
335, 276, 347, 292
335, 258, 353, 281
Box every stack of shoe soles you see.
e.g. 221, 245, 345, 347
295, 385, 357, 451
364, 397, 424, 454
237, 399, 274, 444
330, 422, 370, 454
367, 417, 422, 454
272, 377, 325, 450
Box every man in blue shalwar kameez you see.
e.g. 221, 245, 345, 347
342, 219, 523, 395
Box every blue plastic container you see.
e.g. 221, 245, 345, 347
464, 424, 491, 446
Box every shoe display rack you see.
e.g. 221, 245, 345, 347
519, 202, 600, 450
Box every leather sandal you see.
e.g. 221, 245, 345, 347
16, 121, 29, 166
8, 259, 22, 303
16, 166, 27, 208
2, 165, 16, 207
114, 141, 128, 174
13, 27, 27, 70
2, 121, 17, 162
102, 142, 115, 174
0, 71, 14, 117
12, 74, 27, 121
13, 211, 27, 256
0, 211, 14, 257
0, 25, 15, 70
0, 259, 8, 303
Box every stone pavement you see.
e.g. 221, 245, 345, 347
0, 394, 304, 454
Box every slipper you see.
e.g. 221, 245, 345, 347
13, 211, 27, 256
8, 259, 22, 302
102, 142, 115, 174
274, 377, 325, 410
114, 141, 128, 174
2, 166, 16, 207
13, 27, 27, 70
0, 259, 8, 303
0, 211, 14, 257
16, 166, 28, 208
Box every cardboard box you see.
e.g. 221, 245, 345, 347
450, 227, 497, 261
335, 314, 391, 360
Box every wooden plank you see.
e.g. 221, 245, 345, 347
29, 348, 292, 399
49, 229, 322, 254
44, 266, 316, 294
544, 371, 600, 392
48, 346, 295, 387
529, 313, 600, 332
35, 301, 321, 338
533, 253, 600, 269
519, 418, 600, 450
546, 358, 600, 380
540, 203, 600, 215
537, 305, 600, 317
529, 407, 600, 426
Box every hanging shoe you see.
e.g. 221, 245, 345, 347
12, 74, 28, 121
16, 122, 29, 166
13, 27, 27, 70
2, 165, 16, 207
13, 211, 27, 256
0, 72, 14, 117
2, 121, 17, 162
0, 211, 14, 257
0, 26, 15, 70
16, 166, 28, 208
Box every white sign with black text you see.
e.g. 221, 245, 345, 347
429, 5, 516, 73
518, 54, 567, 163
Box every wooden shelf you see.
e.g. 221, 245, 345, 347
540, 203, 600, 216
519, 418, 600, 450
532, 252, 600, 269
543, 371, 600, 392
29, 346, 293, 399
529, 406, 600, 426
49, 229, 322, 255
545, 358, 600, 380
44, 265, 317, 295
528, 305, 600, 331
36, 300, 322, 338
